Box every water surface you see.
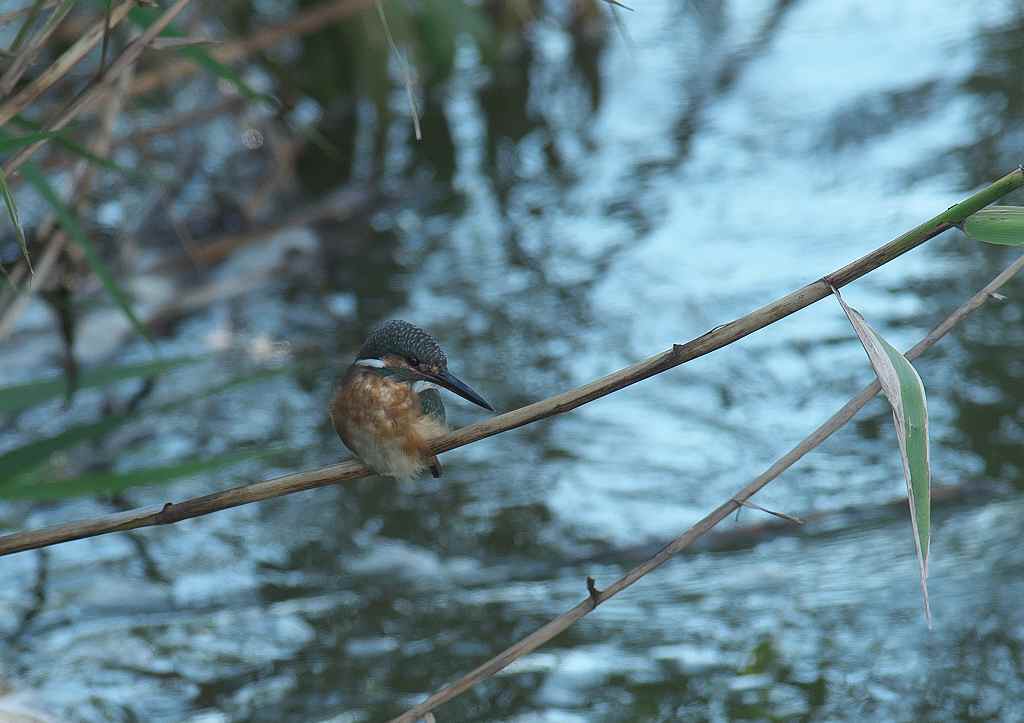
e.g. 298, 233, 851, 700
2, 1, 1024, 721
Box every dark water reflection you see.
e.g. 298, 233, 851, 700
2, 1, 1024, 721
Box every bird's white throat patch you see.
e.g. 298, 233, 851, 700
354, 358, 386, 368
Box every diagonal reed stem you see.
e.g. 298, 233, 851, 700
390, 251, 1024, 723
0, 166, 1020, 561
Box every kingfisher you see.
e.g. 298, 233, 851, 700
330, 319, 494, 480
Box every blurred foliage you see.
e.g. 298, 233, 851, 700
0, 365, 287, 498
0, 355, 202, 413
1, 448, 271, 500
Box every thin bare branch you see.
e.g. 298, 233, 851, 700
128, 0, 376, 97
97, 0, 113, 77
113, 95, 244, 147
389, 252, 1024, 722
147, 36, 219, 50
0, 167, 1019, 559
157, 187, 369, 269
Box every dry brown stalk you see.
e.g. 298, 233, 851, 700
170, 188, 369, 268
390, 252, 1024, 723
0, 166, 1019, 558
147, 36, 219, 51
1, 0, 194, 177
0, 0, 135, 128
0, 65, 133, 342
128, 0, 376, 97
112, 95, 245, 147
0, 2, 49, 29
0, 1, 59, 30
0, 0, 77, 94
0, 231, 66, 340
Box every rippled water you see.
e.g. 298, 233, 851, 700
2, 1, 1024, 721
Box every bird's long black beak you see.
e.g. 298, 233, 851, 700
428, 369, 494, 412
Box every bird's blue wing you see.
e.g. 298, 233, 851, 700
419, 387, 446, 425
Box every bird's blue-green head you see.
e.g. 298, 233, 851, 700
355, 319, 494, 412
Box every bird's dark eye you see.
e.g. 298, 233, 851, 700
408, 356, 420, 367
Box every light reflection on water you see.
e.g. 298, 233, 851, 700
2, 1, 1024, 721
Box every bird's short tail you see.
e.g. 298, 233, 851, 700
429, 455, 443, 478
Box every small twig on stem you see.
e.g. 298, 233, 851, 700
586, 576, 601, 607
733, 498, 804, 525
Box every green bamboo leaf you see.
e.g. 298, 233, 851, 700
2, 448, 274, 500
18, 161, 152, 345
0, 368, 283, 483
0, 170, 31, 273
961, 206, 1024, 246
833, 286, 931, 626
0, 355, 204, 414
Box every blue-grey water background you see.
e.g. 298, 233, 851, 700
2, 1, 1024, 721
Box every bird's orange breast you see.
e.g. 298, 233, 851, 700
332, 370, 417, 442
330, 368, 445, 479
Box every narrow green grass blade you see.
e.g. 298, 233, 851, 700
962, 206, 1024, 246
0, 368, 284, 483
18, 161, 152, 345
0, 409, 132, 479
2, 448, 274, 500
0, 170, 32, 273
833, 287, 931, 626
7, 119, 162, 184
0, 355, 203, 414
0, 130, 58, 153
